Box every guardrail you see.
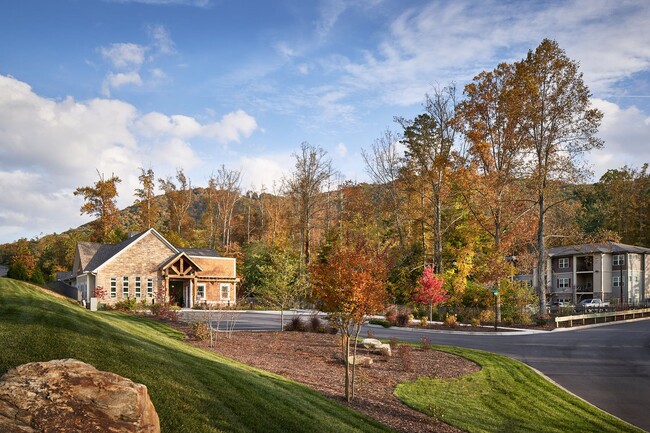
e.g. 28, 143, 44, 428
555, 308, 650, 328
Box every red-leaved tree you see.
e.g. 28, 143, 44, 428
310, 235, 389, 402
412, 266, 447, 321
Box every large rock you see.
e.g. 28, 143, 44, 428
347, 355, 373, 366
0, 359, 160, 433
362, 338, 382, 349
361, 338, 391, 356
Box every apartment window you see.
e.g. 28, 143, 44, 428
613, 254, 625, 266
197, 283, 206, 300
220, 284, 230, 300
612, 276, 623, 288
110, 277, 117, 298
122, 276, 129, 297
558, 278, 570, 289
135, 277, 141, 298
558, 258, 569, 269
147, 278, 154, 297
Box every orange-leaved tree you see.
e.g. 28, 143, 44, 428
412, 265, 447, 321
310, 235, 389, 402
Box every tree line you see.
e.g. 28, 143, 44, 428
3, 39, 649, 323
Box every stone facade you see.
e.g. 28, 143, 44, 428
95, 232, 173, 303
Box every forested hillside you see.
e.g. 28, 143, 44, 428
2, 40, 649, 318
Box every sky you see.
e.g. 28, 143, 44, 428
1, 0, 650, 244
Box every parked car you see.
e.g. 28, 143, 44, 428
550, 300, 573, 308
576, 298, 609, 311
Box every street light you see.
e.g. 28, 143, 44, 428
491, 289, 499, 331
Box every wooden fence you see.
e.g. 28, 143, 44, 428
555, 308, 650, 328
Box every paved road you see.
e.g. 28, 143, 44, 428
221, 311, 650, 432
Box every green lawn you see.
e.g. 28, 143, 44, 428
0, 279, 391, 433
395, 345, 643, 433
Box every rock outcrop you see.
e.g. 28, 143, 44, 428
0, 359, 160, 433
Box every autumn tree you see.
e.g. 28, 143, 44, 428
134, 167, 158, 231
310, 235, 389, 402
412, 265, 447, 321
515, 39, 603, 312
362, 129, 406, 248
159, 168, 193, 238
284, 142, 333, 269
579, 165, 650, 245
398, 84, 458, 273
74, 171, 122, 242
7, 239, 36, 281
214, 165, 242, 252
255, 247, 307, 330
457, 63, 533, 254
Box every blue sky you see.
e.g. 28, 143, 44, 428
1, 0, 650, 244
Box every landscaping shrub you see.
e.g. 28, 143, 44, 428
420, 336, 432, 351
192, 321, 210, 341
115, 298, 137, 311
535, 313, 551, 326
285, 316, 306, 332
471, 318, 481, 327
151, 302, 179, 321
309, 315, 323, 333
389, 337, 399, 352
385, 307, 397, 325
368, 318, 392, 328
397, 345, 413, 372
396, 311, 411, 327
419, 317, 428, 327
443, 313, 458, 328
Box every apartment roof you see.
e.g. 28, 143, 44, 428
547, 241, 650, 257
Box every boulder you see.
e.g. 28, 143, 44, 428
0, 359, 160, 433
347, 355, 373, 366
376, 343, 392, 357
362, 338, 382, 349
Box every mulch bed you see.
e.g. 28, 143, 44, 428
164, 319, 480, 433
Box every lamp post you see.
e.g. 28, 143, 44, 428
491, 289, 499, 331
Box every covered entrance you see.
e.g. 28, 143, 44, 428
161, 252, 203, 308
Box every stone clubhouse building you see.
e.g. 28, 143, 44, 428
62, 228, 238, 308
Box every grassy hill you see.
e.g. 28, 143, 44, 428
0, 279, 391, 433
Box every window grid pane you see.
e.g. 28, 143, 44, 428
122, 276, 129, 297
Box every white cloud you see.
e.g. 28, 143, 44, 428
148, 24, 175, 55
588, 98, 650, 179
136, 109, 258, 143
98, 25, 175, 95
336, 142, 347, 157
238, 155, 291, 191
100, 43, 147, 69
101, 71, 143, 96
203, 110, 258, 143
340, 0, 650, 106
0, 74, 258, 243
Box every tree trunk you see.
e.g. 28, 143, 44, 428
536, 192, 546, 314
344, 333, 350, 402
434, 190, 443, 273
350, 325, 362, 401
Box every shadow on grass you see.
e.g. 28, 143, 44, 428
0, 279, 391, 433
